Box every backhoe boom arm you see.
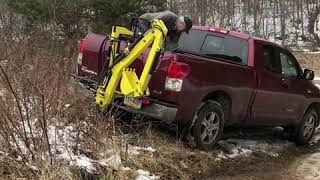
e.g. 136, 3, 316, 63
95, 20, 168, 110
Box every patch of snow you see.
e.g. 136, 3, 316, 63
136, 169, 159, 180
30, 165, 39, 171
310, 130, 320, 144
304, 51, 320, 54
12, 119, 157, 175
267, 152, 279, 157
13, 121, 100, 173
70, 155, 96, 173
58, 150, 99, 173
296, 152, 320, 180
99, 154, 122, 169
128, 145, 156, 155
26, 163, 39, 171
16, 156, 22, 161
121, 166, 131, 171
216, 139, 292, 161
216, 141, 253, 160
57, 150, 96, 173
65, 104, 71, 108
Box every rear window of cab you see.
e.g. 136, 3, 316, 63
177, 30, 249, 64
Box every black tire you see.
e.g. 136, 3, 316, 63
294, 109, 318, 145
192, 100, 225, 150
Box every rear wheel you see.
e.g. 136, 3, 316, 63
192, 101, 225, 150
294, 109, 318, 145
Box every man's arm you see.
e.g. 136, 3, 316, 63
154, 10, 177, 20
140, 10, 177, 21
139, 13, 154, 21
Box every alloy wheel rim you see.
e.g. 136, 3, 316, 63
303, 114, 316, 139
200, 112, 220, 144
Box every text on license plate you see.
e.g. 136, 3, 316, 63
124, 97, 142, 109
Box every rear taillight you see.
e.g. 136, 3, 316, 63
141, 98, 150, 105
165, 62, 191, 92
79, 39, 87, 53
77, 39, 86, 74
167, 62, 191, 79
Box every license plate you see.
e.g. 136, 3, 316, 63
124, 97, 142, 109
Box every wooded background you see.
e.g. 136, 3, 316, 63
4, 0, 320, 46
169, 0, 320, 46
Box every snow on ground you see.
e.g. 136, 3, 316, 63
216, 139, 292, 161
128, 145, 157, 155
312, 77, 320, 89
313, 77, 320, 89
51, 126, 159, 177
303, 51, 320, 54
8, 113, 159, 178
296, 152, 320, 180
295, 130, 320, 179
69, 155, 96, 173
136, 169, 160, 180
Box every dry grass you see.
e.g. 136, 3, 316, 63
121, 129, 217, 180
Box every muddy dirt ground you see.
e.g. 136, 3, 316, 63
200, 128, 320, 180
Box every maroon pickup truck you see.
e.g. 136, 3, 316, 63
76, 26, 320, 149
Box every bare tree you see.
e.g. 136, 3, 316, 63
307, 5, 320, 45
168, 0, 320, 46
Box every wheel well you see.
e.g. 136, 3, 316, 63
202, 91, 232, 122
308, 102, 320, 127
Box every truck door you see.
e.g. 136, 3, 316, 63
276, 49, 307, 124
250, 44, 291, 125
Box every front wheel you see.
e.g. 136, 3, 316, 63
192, 101, 225, 150
294, 109, 318, 145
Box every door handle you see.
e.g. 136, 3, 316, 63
281, 78, 289, 88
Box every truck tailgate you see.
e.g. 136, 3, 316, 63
130, 52, 178, 104
78, 33, 178, 104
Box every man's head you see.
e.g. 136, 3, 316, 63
176, 16, 193, 33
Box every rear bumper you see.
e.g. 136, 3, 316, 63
72, 75, 179, 123
116, 102, 178, 124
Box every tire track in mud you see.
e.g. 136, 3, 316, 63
203, 128, 320, 180
292, 130, 320, 180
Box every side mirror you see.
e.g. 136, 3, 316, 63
303, 69, 315, 80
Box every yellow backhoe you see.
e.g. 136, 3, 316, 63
95, 19, 168, 111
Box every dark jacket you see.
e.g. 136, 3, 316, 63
140, 10, 181, 45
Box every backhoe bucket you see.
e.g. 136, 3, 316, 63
120, 69, 139, 96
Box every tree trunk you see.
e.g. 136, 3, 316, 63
301, 0, 305, 35
273, 0, 276, 39
242, 0, 247, 32
308, 5, 320, 46
280, 0, 286, 45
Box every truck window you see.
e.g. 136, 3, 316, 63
200, 34, 248, 64
263, 45, 281, 74
178, 30, 207, 53
279, 52, 299, 78
201, 35, 224, 54
178, 30, 248, 64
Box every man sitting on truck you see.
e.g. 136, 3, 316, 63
139, 10, 193, 50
